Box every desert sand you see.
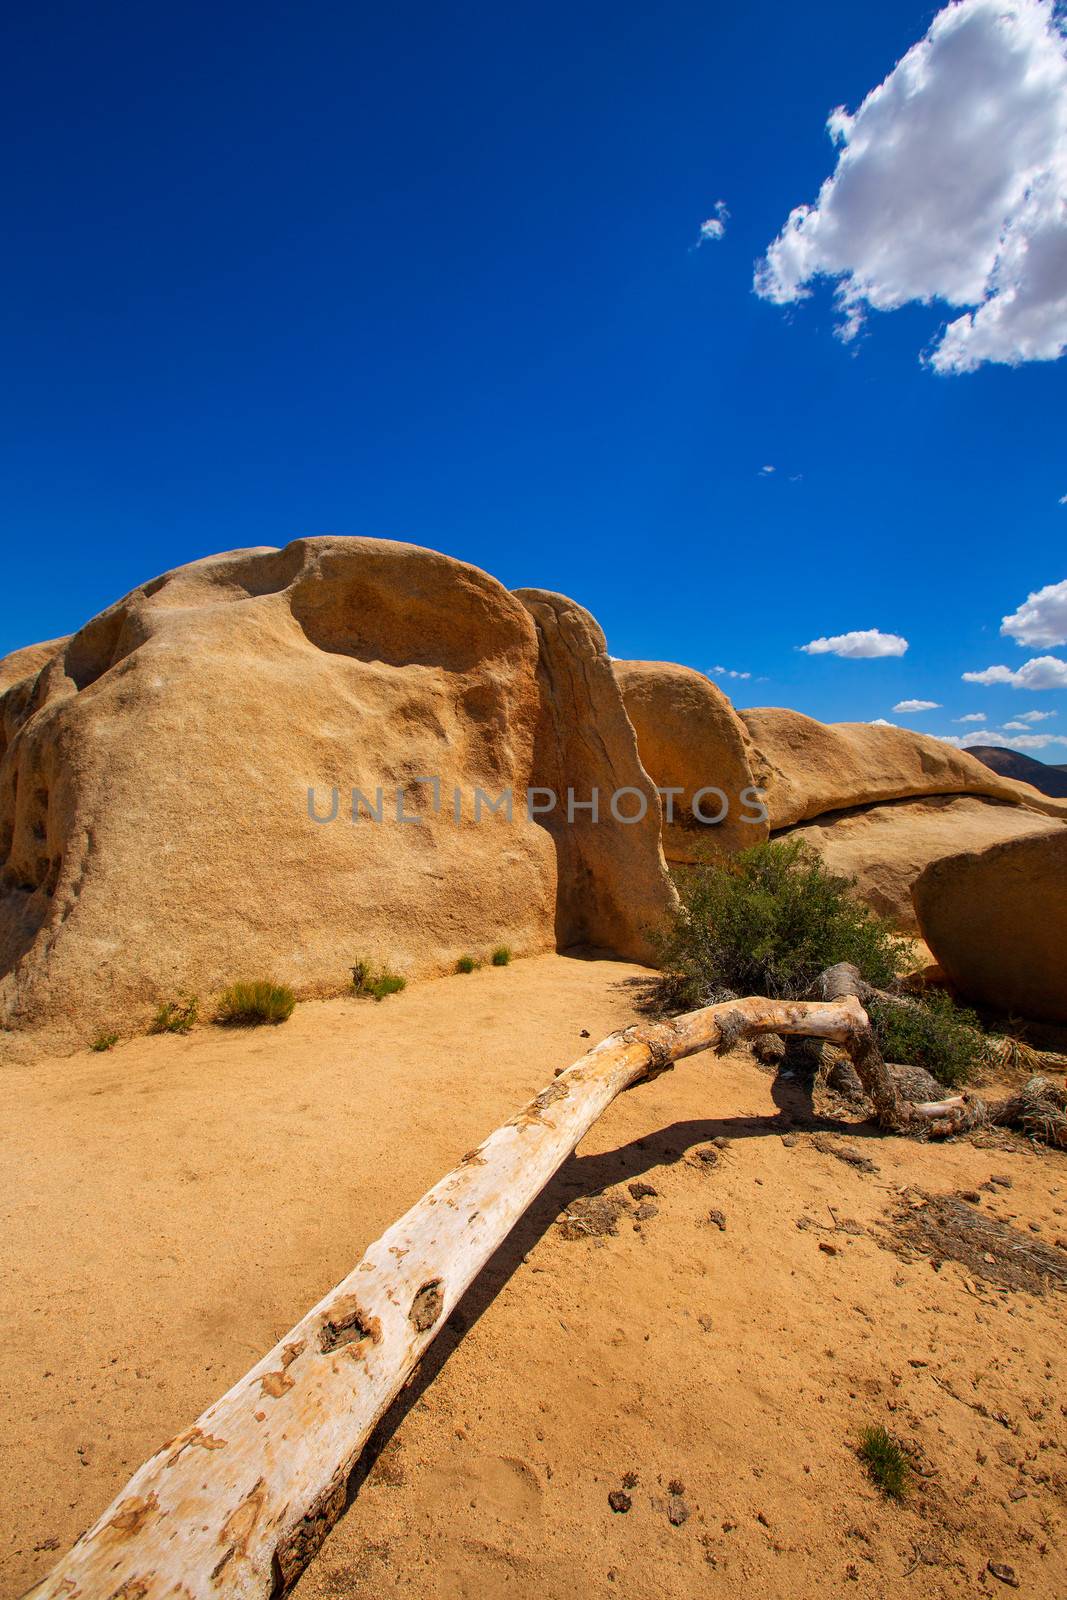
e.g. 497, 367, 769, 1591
3, 954, 1064, 1600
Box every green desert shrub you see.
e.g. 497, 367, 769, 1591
91, 1032, 119, 1052
491, 946, 512, 967
351, 961, 406, 1002
857, 1424, 910, 1500
868, 989, 993, 1090
150, 995, 199, 1034
215, 980, 296, 1026
455, 955, 479, 974
654, 839, 913, 1007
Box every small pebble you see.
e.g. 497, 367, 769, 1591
706, 1209, 727, 1231
668, 1495, 690, 1526
608, 1490, 632, 1514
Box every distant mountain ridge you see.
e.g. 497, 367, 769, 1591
965, 745, 1067, 799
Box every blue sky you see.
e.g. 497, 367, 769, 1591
3, 0, 1065, 755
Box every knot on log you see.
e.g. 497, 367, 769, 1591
624, 1022, 682, 1082
713, 1007, 748, 1056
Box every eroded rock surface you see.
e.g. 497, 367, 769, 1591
743, 707, 1066, 830
787, 794, 1061, 931
613, 660, 767, 862
513, 592, 674, 962
913, 827, 1067, 1023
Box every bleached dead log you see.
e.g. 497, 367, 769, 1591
31, 988, 954, 1600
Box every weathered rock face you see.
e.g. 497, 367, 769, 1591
0, 541, 681, 1041
912, 828, 1067, 1023
787, 795, 1062, 932
743, 708, 1067, 831
0, 637, 68, 695
513, 594, 675, 961
613, 660, 768, 862
0, 543, 541, 1037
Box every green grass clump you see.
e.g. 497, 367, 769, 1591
368, 973, 406, 1000
91, 1032, 119, 1052
869, 988, 993, 1089
351, 961, 406, 1002
857, 1424, 910, 1500
149, 996, 199, 1034
215, 980, 296, 1026
654, 839, 913, 1008
491, 946, 512, 967
455, 955, 479, 974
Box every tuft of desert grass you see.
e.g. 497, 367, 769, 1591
351, 961, 406, 1002
91, 1032, 119, 1052
857, 1424, 909, 1500
215, 980, 295, 1026
491, 946, 512, 967
149, 996, 199, 1035
455, 955, 479, 974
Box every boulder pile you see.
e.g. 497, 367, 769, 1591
2, 536, 1063, 1036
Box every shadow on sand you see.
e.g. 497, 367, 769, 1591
331, 1044, 882, 1551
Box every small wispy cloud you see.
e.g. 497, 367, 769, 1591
940, 728, 1067, 752
1059, 493, 1067, 505
1017, 709, 1057, 722
955, 712, 986, 723
759, 464, 776, 476
708, 664, 752, 681
868, 717, 897, 727
892, 698, 940, 712
801, 629, 908, 659
696, 201, 729, 244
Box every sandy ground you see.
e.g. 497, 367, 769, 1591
2, 954, 1065, 1600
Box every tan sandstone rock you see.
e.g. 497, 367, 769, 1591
0, 544, 551, 1038
613, 660, 768, 862
1, 541, 682, 1043
743, 708, 1067, 830
787, 795, 1063, 932
0, 637, 69, 695
513, 593, 675, 961
912, 827, 1067, 1023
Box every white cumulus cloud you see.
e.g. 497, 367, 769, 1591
1017, 708, 1057, 720
801, 629, 908, 659
708, 665, 752, 680
941, 728, 1067, 750
893, 698, 940, 712
962, 655, 1067, 688
755, 0, 1067, 373
868, 718, 897, 727
955, 712, 987, 722
697, 202, 729, 244
1001, 577, 1067, 647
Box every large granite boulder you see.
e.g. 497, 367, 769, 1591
0, 539, 672, 1040
612, 660, 768, 862
743, 708, 1067, 830
912, 827, 1067, 1023
788, 795, 1063, 932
